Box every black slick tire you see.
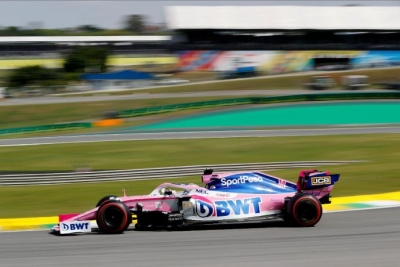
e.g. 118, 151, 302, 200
286, 193, 323, 227
96, 200, 131, 234
95, 195, 119, 207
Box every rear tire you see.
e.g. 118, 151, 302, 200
286, 194, 322, 227
96, 200, 131, 234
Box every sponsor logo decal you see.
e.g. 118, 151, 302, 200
195, 197, 262, 218
278, 179, 287, 188
154, 202, 162, 209
195, 189, 209, 194
182, 201, 193, 209
221, 176, 263, 187
60, 221, 91, 234
182, 201, 194, 215
311, 176, 331, 186
195, 200, 214, 218
215, 192, 231, 197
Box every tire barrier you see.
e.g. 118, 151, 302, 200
0, 161, 362, 186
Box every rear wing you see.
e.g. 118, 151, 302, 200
297, 170, 340, 191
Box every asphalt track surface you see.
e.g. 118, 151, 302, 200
3, 89, 311, 106
0, 89, 394, 106
1, 207, 399, 267
2, 126, 400, 146
2, 65, 398, 107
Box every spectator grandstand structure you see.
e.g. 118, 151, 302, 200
2, 6, 400, 54
2, 6, 400, 74
167, 6, 400, 51
165, 6, 400, 73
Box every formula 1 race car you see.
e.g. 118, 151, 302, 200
51, 169, 340, 235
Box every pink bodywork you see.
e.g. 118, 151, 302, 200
54, 170, 336, 229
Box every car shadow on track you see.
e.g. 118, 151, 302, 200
127, 219, 301, 233
49, 220, 306, 236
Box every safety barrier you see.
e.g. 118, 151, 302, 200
117, 97, 253, 118
252, 92, 400, 104
0, 122, 92, 135
0, 161, 362, 186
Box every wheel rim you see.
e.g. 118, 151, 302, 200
101, 206, 125, 229
295, 199, 318, 224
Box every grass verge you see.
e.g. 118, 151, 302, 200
0, 95, 246, 129
0, 134, 400, 217
139, 67, 400, 93
65, 67, 400, 97
2, 67, 398, 130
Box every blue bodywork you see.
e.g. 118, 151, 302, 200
206, 172, 297, 194
205, 171, 340, 194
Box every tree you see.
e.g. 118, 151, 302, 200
5, 65, 62, 89
2, 26, 20, 36
77, 25, 103, 32
123, 14, 145, 33
63, 47, 109, 73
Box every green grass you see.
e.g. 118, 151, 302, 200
141, 67, 400, 94
0, 106, 248, 139
0, 96, 246, 129
2, 67, 399, 130
0, 134, 400, 218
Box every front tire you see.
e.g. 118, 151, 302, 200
286, 194, 322, 227
95, 195, 119, 207
96, 200, 131, 234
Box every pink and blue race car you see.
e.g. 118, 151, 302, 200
51, 169, 340, 235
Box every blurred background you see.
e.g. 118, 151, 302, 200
1, 3, 400, 266
1, 0, 400, 211
1, 1, 400, 97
